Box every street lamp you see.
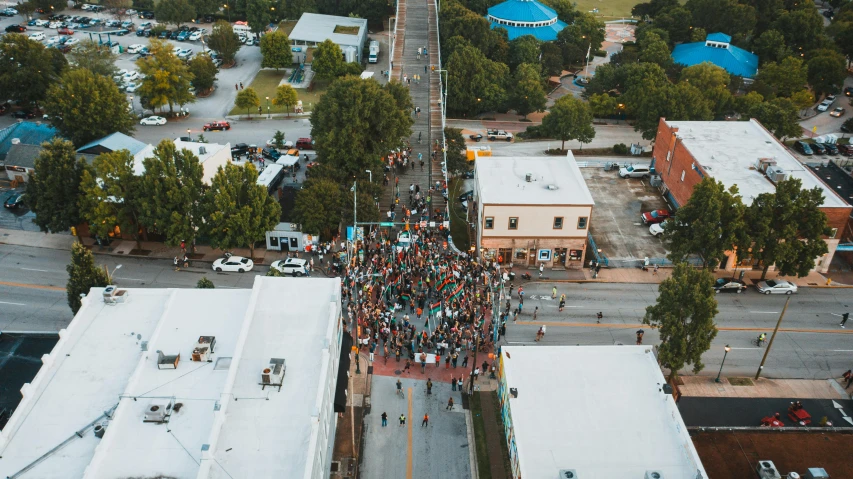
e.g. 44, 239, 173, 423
714, 345, 731, 383
223, 3, 231, 22
105, 264, 122, 284
187, 128, 191, 141
266, 96, 270, 119
365, 169, 372, 183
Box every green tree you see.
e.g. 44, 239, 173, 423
235, 87, 261, 118
664, 178, 746, 269
286, 0, 317, 18
187, 54, 218, 93
247, 0, 272, 34
197, 277, 216, 288
310, 76, 413, 180
653, 6, 693, 44
638, 31, 672, 68
292, 178, 344, 239
539, 0, 577, 23
541, 95, 595, 150
137, 140, 205, 248
66, 242, 109, 314
626, 81, 713, 139
753, 56, 807, 98
155, 0, 196, 26
203, 163, 281, 258
752, 29, 792, 65
643, 262, 719, 381
806, 49, 846, 97
734, 90, 764, 115
539, 42, 564, 77
446, 42, 509, 116
742, 178, 830, 280
509, 63, 546, 118
686, 0, 756, 40
136, 38, 195, 113
78, 150, 143, 248
67, 40, 119, 78
588, 93, 618, 121
444, 127, 470, 177
679, 62, 732, 115
260, 29, 291, 70
44, 68, 136, 147
555, 12, 605, 61
312, 39, 345, 81
104, 0, 134, 20
272, 130, 286, 148
266, 267, 284, 277
773, 7, 825, 52
748, 97, 802, 139
190, 0, 221, 15
207, 21, 242, 66
25, 139, 89, 234
508, 35, 540, 71
273, 83, 298, 116
0, 34, 67, 107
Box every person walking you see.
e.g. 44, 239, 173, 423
551, 286, 557, 299
844, 370, 853, 388
461, 353, 469, 368
420, 351, 427, 373
422, 413, 429, 427
445, 354, 450, 369
404, 358, 412, 373
840, 312, 849, 328
173, 256, 180, 271
426, 378, 433, 395
399, 413, 406, 426
239, 81, 243, 89
473, 367, 480, 382
369, 342, 376, 362
451, 375, 457, 391
636, 329, 644, 345
381, 412, 388, 427
597, 312, 603, 323
559, 294, 566, 312
446, 397, 454, 410
533, 306, 538, 321
538, 263, 544, 278
396, 378, 403, 397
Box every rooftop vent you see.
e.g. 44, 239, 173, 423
756, 460, 781, 479
199, 146, 207, 155
11, 138, 20, 145
558, 470, 577, 478
157, 350, 180, 369
191, 336, 216, 362
546, 184, 558, 190
525, 173, 532, 182
143, 401, 171, 423
261, 358, 286, 391
645, 472, 663, 479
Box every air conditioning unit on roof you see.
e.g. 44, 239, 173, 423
765, 165, 787, 184
143, 401, 171, 423
261, 358, 286, 390
756, 460, 782, 479
191, 335, 216, 362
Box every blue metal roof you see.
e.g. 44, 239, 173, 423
77, 132, 147, 156
671, 34, 758, 78
0, 122, 57, 160
488, 0, 558, 23
705, 32, 731, 43
489, 20, 567, 41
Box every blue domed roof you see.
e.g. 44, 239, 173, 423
487, 0, 557, 23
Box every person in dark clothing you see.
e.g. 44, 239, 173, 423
381, 412, 388, 427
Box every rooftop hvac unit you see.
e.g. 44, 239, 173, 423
143, 401, 170, 423
756, 158, 777, 172
557, 470, 577, 478
525, 173, 532, 182
765, 165, 787, 184
103, 286, 129, 304
261, 358, 286, 391
757, 460, 782, 479
191, 335, 216, 362
645, 471, 663, 479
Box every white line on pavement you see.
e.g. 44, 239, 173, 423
114, 277, 145, 281
749, 311, 779, 314
832, 350, 853, 352
0, 301, 26, 306
21, 268, 49, 272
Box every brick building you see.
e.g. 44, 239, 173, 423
652, 118, 851, 273
474, 154, 594, 270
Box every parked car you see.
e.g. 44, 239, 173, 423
810, 142, 826, 155
5, 25, 26, 33
212, 255, 253, 272
295, 137, 313, 149
177, 49, 193, 60
176, 30, 189, 41
641, 209, 671, 224
829, 107, 845, 118
845, 87, 853, 97
266, 139, 293, 149
817, 95, 835, 112
125, 83, 141, 93
793, 141, 813, 155
57, 27, 74, 35
486, 129, 513, 141
261, 147, 281, 160
126, 44, 144, 54
28, 32, 45, 41
842, 118, 853, 133
158, 29, 170, 39
714, 278, 746, 294
468, 133, 483, 142
269, 257, 309, 276
756, 279, 798, 295
649, 219, 667, 237
203, 121, 231, 131
3, 192, 25, 209
188, 31, 202, 41
35, 19, 49, 27
140, 115, 167, 125
821, 143, 839, 155
618, 164, 651, 178
13, 109, 36, 119
123, 71, 140, 81
838, 144, 853, 156
115, 29, 129, 36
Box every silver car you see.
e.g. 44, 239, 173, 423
756, 279, 798, 295
618, 165, 651, 178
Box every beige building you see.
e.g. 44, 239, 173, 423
474, 154, 594, 270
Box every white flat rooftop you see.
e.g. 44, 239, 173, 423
666, 119, 847, 207
0, 277, 342, 479
475, 154, 595, 206
290, 13, 366, 46
500, 346, 706, 479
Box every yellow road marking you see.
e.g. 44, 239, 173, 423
519, 321, 853, 335
407, 387, 413, 479
0, 281, 64, 292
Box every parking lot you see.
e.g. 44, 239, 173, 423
581, 165, 670, 263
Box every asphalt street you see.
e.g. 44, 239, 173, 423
360, 376, 471, 479
678, 397, 853, 427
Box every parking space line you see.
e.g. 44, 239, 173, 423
0, 301, 26, 306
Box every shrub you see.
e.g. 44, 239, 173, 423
613, 143, 629, 155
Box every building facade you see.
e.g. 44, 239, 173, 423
652, 118, 852, 273
289, 13, 368, 64
475, 155, 594, 270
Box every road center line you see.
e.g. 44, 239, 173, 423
0, 301, 26, 306
21, 268, 49, 272
749, 311, 779, 314
0, 280, 64, 292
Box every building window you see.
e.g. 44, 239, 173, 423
577, 217, 588, 229
680, 170, 685, 181
485, 217, 494, 229
569, 249, 582, 260
553, 217, 563, 229
514, 248, 527, 260
508, 217, 518, 230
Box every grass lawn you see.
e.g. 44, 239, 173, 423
448, 177, 471, 251
228, 70, 327, 116
573, 0, 641, 18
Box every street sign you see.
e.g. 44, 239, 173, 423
380, 222, 394, 227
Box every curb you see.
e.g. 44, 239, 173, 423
464, 407, 479, 479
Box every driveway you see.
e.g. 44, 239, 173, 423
581, 164, 670, 263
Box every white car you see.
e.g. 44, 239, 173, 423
172, 46, 182, 55
29, 32, 45, 41
140, 115, 167, 125
395, 231, 416, 252
266, 139, 293, 149
123, 71, 140, 81
46, 35, 61, 45
270, 258, 309, 276
125, 83, 141, 93
756, 279, 798, 295
817, 100, 832, 112
126, 9, 137, 15
35, 19, 49, 27
619, 164, 651, 178
176, 48, 193, 59
63, 38, 80, 46
48, 22, 61, 28
649, 220, 666, 237
212, 255, 254, 273
188, 31, 202, 41
126, 44, 144, 54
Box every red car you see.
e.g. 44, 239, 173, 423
58, 27, 74, 35
641, 209, 671, 224
203, 121, 230, 131
295, 137, 314, 149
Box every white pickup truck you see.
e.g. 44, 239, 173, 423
487, 129, 513, 141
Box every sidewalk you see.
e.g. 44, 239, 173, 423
679, 376, 849, 400
331, 350, 371, 479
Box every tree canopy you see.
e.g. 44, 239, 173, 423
541, 95, 595, 150
312, 39, 345, 81
0, 34, 67, 107
187, 54, 218, 93
509, 63, 547, 118
235, 87, 261, 118
78, 150, 143, 247
260, 29, 291, 70
273, 83, 298, 116
207, 21, 242, 66
67, 40, 119, 78
66, 242, 109, 314
444, 127, 470, 177
292, 178, 344, 240
155, 0, 196, 26
136, 38, 195, 113
25, 139, 90, 234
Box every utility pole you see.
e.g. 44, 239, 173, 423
755, 296, 791, 380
